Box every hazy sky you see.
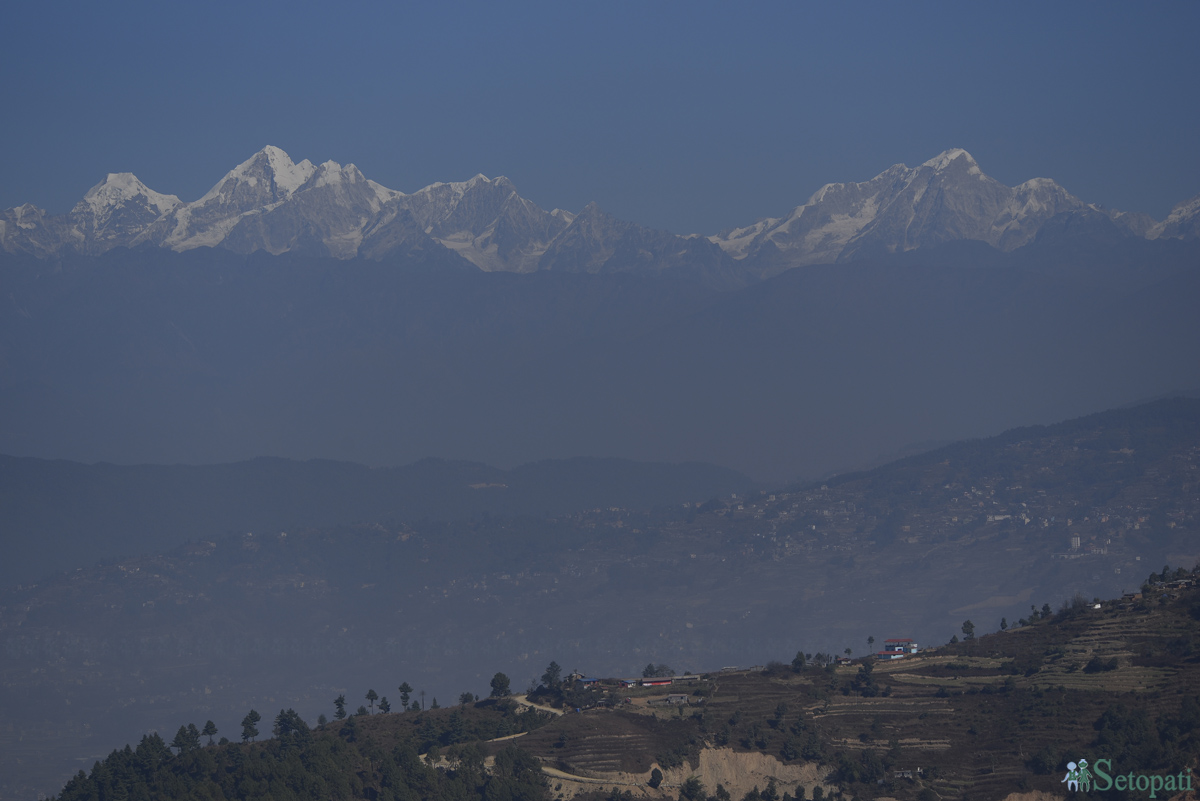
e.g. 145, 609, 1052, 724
3, 1, 1198, 234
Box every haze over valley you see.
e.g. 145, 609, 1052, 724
3, 4, 1200, 800
4, 146, 1199, 482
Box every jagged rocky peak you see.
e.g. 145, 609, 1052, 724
295, 160, 401, 212
310, 159, 363, 184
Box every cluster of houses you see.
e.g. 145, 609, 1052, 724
1153, 577, 1196, 601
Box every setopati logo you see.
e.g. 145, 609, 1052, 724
1062, 757, 1193, 798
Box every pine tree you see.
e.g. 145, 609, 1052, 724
186, 723, 201, 750
273, 708, 310, 743
541, 661, 562, 689
378, 696, 391, 713
201, 720, 217, 746
398, 682, 413, 710
241, 709, 261, 742
366, 688, 378, 712
334, 693, 347, 720
171, 725, 192, 755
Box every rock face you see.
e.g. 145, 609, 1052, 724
1, 146, 1195, 280
710, 149, 1166, 276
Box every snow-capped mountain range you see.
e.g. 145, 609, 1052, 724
710, 148, 1176, 271
3, 146, 1197, 276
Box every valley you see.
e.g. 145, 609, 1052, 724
3, 399, 1197, 799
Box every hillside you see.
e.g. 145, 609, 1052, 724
51, 574, 1200, 801
2, 398, 1198, 800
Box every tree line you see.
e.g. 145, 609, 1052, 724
54, 692, 555, 801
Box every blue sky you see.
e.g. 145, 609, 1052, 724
3, 1, 1198, 234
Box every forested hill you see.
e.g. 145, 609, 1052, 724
54, 699, 556, 801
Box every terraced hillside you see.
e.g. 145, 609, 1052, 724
503, 575, 1200, 801
51, 574, 1200, 801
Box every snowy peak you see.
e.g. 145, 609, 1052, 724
921, 148, 981, 174
65, 173, 182, 252
390, 174, 569, 271
76, 173, 181, 217
400, 174, 524, 238
263, 146, 313, 193
710, 149, 1103, 274
197, 146, 316, 206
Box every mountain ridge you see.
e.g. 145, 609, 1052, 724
708, 148, 1162, 275
4, 147, 1197, 279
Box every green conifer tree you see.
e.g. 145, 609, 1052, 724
241, 709, 261, 742
171, 725, 192, 755
334, 693, 347, 720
